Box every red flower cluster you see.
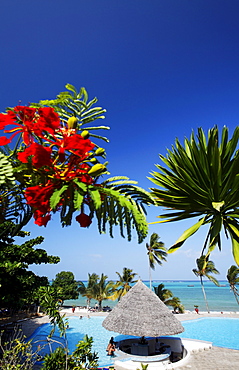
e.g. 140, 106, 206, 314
0, 106, 60, 146
25, 184, 55, 226
0, 105, 102, 227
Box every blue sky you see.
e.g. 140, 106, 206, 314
1, 0, 239, 280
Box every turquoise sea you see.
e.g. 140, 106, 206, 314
63, 280, 239, 312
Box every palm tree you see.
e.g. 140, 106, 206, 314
166, 296, 185, 313
154, 283, 184, 313
154, 283, 173, 302
92, 273, 115, 310
227, 265, 239, 305
109, 268, 138, 301
78, 273, 99, 309
146, 233, 167, 289
192, 255, 220, 313
149, 126, 239, 265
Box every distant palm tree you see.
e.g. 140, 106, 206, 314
154, 283, 184, 313
92, 273, 115, 310
154, 283, 173, 302
192, 255, 220, 313
227, 265, 239, 305
166, 296, 185, 313
110, 268, 137, 301
146, 233, 167, 289
78, 273, 99, 309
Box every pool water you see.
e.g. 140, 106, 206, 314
177, 317, 239, 350
30, 316, 239, 367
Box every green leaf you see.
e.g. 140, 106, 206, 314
89, 188, 102, 209
73, 190, 84, 210
65, 83, 77, 97
50, 185, 68, 210
73, 179, 87, 193
168, 217, 206, 253
227, 223, 239, 266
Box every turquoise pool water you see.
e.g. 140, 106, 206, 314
178, 317, 239, 350
30, 316, 239, 367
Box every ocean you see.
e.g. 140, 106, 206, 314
63, 280, 239, 312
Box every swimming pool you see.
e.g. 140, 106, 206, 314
30, 316, 239, 367
178, 317, 239, 350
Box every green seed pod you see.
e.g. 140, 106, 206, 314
95, 147, 105, 156
88, 163, 106, 176
67, 116, 78, 129
81, 130, 90, 139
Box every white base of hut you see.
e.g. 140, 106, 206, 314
114, 338, 212, 370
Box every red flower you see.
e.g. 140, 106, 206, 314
36, 107, 61, 136
0, 106, 60, 146
76, 213, 92, 227
54, 131, 95, 162
18, 143, 52, 168
33, 210, 51, 227
0, 136, 11, 145
25, 183, 54, 214
53, 161, 93, 184
2, 107, 37, 145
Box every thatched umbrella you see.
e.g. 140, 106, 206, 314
102, 280, 184, 337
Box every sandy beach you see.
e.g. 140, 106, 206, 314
19, 309, 239, 369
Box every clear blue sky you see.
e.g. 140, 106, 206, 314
1, 0, 239, 280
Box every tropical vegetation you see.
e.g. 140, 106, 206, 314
146, 233, 167, 289
0, 84, 154, 243
109, 267, 138, 301
0, 221, 59, 312
154, 283, 184, 313
78, 273, 99, 308
227, 265, 239, 304
150, 126, 239, 265
90, 273, 115, 310
192, 255, 220, 313
52, 271, 79, 301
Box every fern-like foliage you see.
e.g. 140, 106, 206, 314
49, 176, 155, 243
31, 83, 110, 143
0, 84, 153, 243
0, 153, 15, 186
0, 150, 32, 236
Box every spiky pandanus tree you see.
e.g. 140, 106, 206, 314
227, 265, 239, 305
0, 84, 155, 243
192, 255, 220, 313
146, 233, 167, 290
150, 126, 239, 264
109, 268, 137, 301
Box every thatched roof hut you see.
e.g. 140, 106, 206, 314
102, 280, 184, 337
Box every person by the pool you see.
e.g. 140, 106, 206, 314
139, 336, 148, 344
106, 337, 116, 356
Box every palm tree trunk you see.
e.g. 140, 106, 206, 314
200, 276, 210, 313
149, 264, 152, 290
233, 289, 239, 305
